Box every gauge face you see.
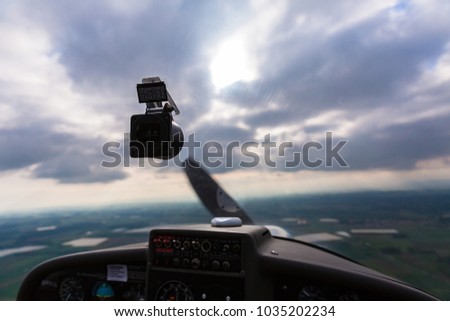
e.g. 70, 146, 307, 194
122, 284, 145, 301
155, 281, 194, 301
59, 277, 84, 301
93, 281, 115, 300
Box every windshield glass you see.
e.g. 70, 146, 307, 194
1, 0, 449, 300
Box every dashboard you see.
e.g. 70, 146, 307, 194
16, 224, 438, 301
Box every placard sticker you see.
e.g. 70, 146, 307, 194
107, 264, 128, 282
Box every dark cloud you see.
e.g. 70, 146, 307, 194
309, 24, 447, 107
33, 148, 128, 184
0, 124, 72, 171
191, 124, 253, 143
0, 122, 127, 183
171, 124, 254, 173
173, 67, 217, 127
341, 114, 450, 171
255, 112, 450, 173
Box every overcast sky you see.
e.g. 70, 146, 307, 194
1, 0, 450, 213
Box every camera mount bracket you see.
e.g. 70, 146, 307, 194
138, 77, 180, 115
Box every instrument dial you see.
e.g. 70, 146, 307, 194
59, 277, 84, 301
155, 281, 194, 301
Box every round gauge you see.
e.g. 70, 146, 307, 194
59, 277, 84, 301
155, 281, 194, 301
92, 281, 115, 300
122, 284, 145, 301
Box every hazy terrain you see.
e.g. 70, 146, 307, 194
0, 190, 449, 300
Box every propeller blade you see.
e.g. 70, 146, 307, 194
183, 157, 254, 224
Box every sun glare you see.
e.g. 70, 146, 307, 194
210, 36, 257, 89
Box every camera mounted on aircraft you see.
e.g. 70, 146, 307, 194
130, 77, 184, 159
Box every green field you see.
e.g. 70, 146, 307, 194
0, 190, 449, 300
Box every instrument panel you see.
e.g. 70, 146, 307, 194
17, 224, 439, 301
146, 227, 248, 300
33, 265, 146, 301
150, 233, 242, 272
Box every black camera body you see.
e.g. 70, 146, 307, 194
129, 78, 184, 159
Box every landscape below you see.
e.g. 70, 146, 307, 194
0, 190, 449, 300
